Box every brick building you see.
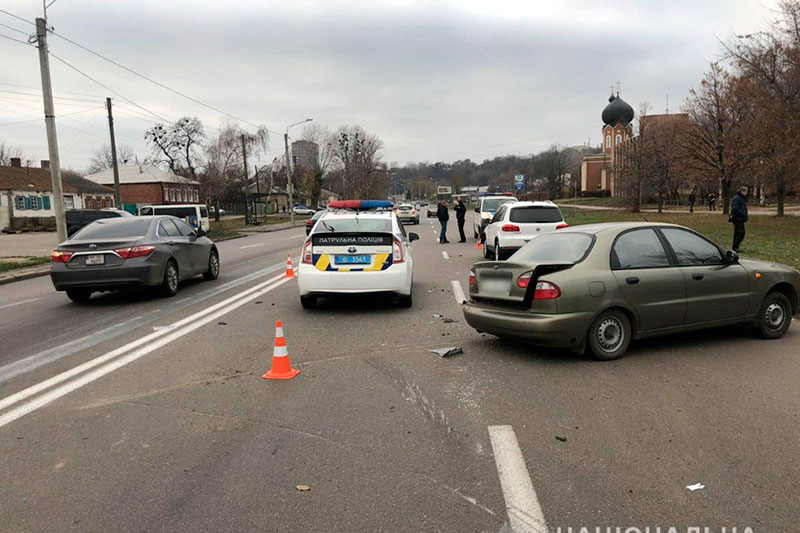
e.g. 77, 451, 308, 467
83, 165, 200, 213
581, 91, 635, 196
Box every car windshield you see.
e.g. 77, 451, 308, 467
509, 206, 563, 223
482, 198, 515, 212
512, 233, 593, 263
73, 219, 152, 239
398, 206, 413, 211
314, 217, 392, 233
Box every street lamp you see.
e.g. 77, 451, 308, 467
284, 118, 313, 226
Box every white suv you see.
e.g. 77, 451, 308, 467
483, 201, 567, 260
473, 195, 518, 240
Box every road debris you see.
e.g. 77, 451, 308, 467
555, 436, 567, 442
686, 483, 705, 491
296, 484, 311, 491
430, 346, 463, 357
442, 317, 455, 323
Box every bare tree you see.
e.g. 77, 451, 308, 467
540, 144, 574, 199
299, 124, 336, 207
331, 125, 385, 199
144, 117, 205, 179
617, 103, 654, 212
86, 144, 135, 174
0, 142, 24, 166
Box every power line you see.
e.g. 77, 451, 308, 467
49, 29, 279, 135
0, 81, 105, 99
0, 32, 32, 46
0, 8, 35, 27
0, 89, 102, 103
0, 105, 103, 126
0, 21, 31, 36
48, 50, 170, 123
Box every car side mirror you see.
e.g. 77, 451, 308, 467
196, 229, 207, 237
409, 232, 419, 242
726, 250, 739, 264
474, 208, 480, 213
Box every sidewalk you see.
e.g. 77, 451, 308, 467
0, 263, 50, 286
0, 232, 59, 257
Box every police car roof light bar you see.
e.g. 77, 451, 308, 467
328, 200, 394, 210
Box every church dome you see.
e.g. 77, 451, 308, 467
602, 95, 634, 126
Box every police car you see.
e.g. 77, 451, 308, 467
297, 200, 419, 309
472, 193, 518, 240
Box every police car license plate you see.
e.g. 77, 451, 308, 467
335, 254, 371, 265
481, 278, 510, 295
85, 254, 105, 265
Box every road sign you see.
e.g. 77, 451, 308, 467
514, 174, 525, 191
437, 186, 452, 195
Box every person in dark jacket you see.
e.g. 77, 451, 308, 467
707, 192, 717, 211
730, 186, 749, 252
688, 190, 697, 213
454, 200, 467, 242
436, 201, 450, 243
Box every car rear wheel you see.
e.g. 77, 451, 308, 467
66, 289, 92, 303
588, 309, 631, 360
161, 260, 179, 297
495, 239, 506, 261
300, 295, 318, 309
483, 239, 493, 259
755, 292, 792, 339
203, 249, 220, 281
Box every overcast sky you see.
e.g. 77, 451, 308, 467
0, 0, 779, 170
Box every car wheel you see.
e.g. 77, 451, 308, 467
397, 292, 412, 308
66, 289, 92, 303
483, 239, 493, 259
300, 295, 318, 309
161, 260, 179, 297
588, 309, 631, 360
755, 292, 792, 339
495, 239, 506, 261
203, 249, 220, 281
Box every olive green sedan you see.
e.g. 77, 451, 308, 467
463, 222, 800, 360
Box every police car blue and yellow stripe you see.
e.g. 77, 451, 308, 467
312, 253, 393, 272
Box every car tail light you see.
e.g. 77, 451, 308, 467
393, 237, 405, 263
556, 223, 569, 230
115, 245, 155, 259
501, 224, 520, 232
50, 250, 73, 263
534, 281, 560, 299
306, 220, 313, 227
516, 270, 533, 288
468, 269, 476, 286
301, 239, 313, 264
411, 210, 416, 215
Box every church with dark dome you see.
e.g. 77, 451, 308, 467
580, 90, 635, 196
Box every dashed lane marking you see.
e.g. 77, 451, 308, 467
442, 251, 450, 259
451, 280, 466, 304
488, 425, 548, 533
0, 298, 42, 310
240, 243, 266, 249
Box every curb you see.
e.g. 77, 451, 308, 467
0, 265, 50, 286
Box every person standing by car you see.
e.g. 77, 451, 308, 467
454, 200, 467, 242
436, 200, 450, 244
688, 190, 697, 213
730, 185, 749, 252
707, 191, 717, 211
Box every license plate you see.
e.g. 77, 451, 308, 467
85, 254, 105, 266
481, 278, 510, 295
335, 254, 371, 265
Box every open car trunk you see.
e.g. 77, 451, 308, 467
470, 260, 574, 309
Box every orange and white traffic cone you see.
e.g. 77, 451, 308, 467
262, 320, 300, 380
285, 254, 296, 278
475, 240, 483, 250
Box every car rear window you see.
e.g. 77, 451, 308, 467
74, 219, 152, 239
153, 206, 197, 217
512, 233, 593, 263
509, 206, 563, 223
398, 206, 412, 211
481, 198, 516, 212
313, 217, 392, 234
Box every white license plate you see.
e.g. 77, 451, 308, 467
85, 254, 105, 265
481, 278, 510, 295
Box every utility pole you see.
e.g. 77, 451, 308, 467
254, 164, 261, 223
241, 134, 249, 225
284, 132, 295, 226
105, 97, 122, 208
35, 17, 66, 242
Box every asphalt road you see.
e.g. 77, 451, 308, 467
1, 214, 799, 532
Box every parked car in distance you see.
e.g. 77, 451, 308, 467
463, 222, 800, 360
209, 206, 226, 216
396, 204, 420, 224
306, 209, 327, 235
426, 205, 437, 218
66, 208, 133, 238
293, 205, 316, 216
483, 201, 567, 260
51, 216, 219, 302
138, 204, 210, 232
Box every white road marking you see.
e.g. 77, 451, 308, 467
451, 280, 466, 304
288, 234, 305, 239
442, 251, 450, 259
0, 298, 41, 310
0, 275, 292, 429
488, 425, 548, 533
239, 243, 266, 249
0, 272, 287, 416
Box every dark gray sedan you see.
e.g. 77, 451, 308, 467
50, 216, 219, 302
